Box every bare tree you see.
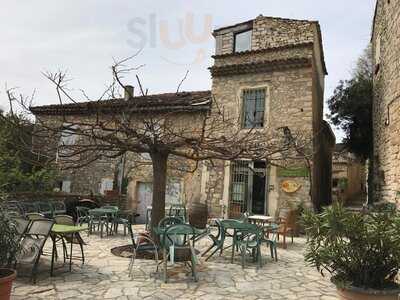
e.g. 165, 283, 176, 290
4, 55, 313, 237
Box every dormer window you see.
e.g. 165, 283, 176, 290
234, 30, 252, 53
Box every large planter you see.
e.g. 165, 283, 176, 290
0, 269, 16, 300
337, 286, 400, 300
189, 202, 208, 229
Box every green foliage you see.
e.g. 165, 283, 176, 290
0, 113, 56, 192
0, 193, 20, 267
327, 46, 373, 161
303, 203, 400, 290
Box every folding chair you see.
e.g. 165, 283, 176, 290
16, 219, 54, 283
54, 215, 85, 265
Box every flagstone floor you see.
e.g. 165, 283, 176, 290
11, 225, 339, 300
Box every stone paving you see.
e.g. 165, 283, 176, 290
11, 225, 339, 300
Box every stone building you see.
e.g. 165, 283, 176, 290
372, 0, 400, 205
332, 144, 366, 205
31, 15, 335, 220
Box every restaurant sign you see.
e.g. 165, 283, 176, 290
277, 167, 309, 178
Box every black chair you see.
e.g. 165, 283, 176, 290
16, 219, 54, 283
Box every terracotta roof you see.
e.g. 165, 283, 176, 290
30, 91, 212, 116
209, 58, 312, 77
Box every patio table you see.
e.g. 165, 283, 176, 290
248, 215, 273, 224
89, 208, 118, 236
50, 224, 88, 276
218, 219, 256, 263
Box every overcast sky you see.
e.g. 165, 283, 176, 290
0, 0, 376, 140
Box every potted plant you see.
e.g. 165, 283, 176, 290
302, 203, 400, 300
0, 194, 19, 300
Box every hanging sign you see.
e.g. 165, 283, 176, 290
281, 180, 301, 193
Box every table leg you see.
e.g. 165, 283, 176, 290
50, 234, 56, 276
231, 230, 236, 263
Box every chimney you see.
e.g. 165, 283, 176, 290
124, 85, 134, 101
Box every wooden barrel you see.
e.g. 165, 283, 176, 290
189, 202, 208, 229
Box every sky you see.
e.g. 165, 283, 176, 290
0, 0, 376, 140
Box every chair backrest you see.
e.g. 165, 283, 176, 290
13, 217, 31, 236
27, 219, 54, 236
102, 205, 119, 211
239, 211, 250, 223
210, 219, 225, 242
163, 223, 195, 248
26, 212, 45, 221
240, 223, 263, 245
4, 201, 23, 215
20, 202, 39, 214
76, 206, 90, 216
52, 201, 66, 214
158, 216, 184, 228
168, 204, 187, 221
54, 215, 74, 226
36, 201, 54, 216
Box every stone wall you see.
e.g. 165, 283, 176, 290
214, 15, 315, 56
211, 15, 332, 215
372, 0, 400, 204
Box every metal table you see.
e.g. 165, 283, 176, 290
50, 224, 88, 276
220, 219, 256, 263
89, 208, 118, 236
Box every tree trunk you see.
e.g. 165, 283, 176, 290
149, 150, 168, 241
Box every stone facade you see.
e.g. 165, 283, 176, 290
372, 0, 400, 204
208, 15, 334, 216
332, 145, 366, 205
32, 15, 335, 219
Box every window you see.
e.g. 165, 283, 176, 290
61, 180, 71, 193
242, 89, 266, 128
100, 178, 114, 195
234, 30, 252, 53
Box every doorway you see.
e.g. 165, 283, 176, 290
229, 161, 267, 218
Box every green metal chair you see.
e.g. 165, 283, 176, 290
168, 204, 187, 222
236, 223, 263, 269
261, 223, 279, 262
161, 223, 198, 283
158, 216, 184, 228
203, 219, 225, 261
36, 201, 54, 218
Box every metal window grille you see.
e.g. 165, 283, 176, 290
243, 89, 265, 128
229, 161, 250, 217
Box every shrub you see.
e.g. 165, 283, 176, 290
302, 202, 400, 290
0, 193, 20, 267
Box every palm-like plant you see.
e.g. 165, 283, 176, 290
303, 203, 400, 290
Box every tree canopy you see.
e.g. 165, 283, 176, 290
0, 113, 55, 192
327, 46, 373, 161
